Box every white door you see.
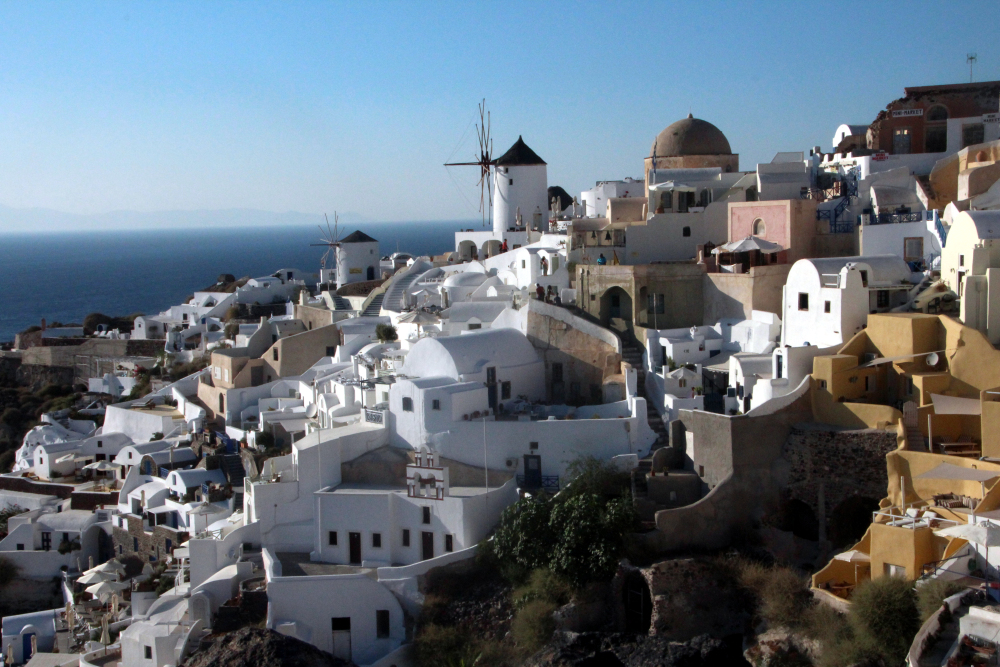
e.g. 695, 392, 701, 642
332, 631, 351, 661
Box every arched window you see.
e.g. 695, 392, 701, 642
927, 105, 948, 121
752, 218, 765, 236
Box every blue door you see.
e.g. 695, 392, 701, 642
23, 633, 34, 661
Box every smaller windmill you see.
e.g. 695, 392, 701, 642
312, 212, 341, 285
445, 99, 494, 226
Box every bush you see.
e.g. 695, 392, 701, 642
0, 556, 20, 589
562, 456, 630, 500
491, 497, 554, 582
549, 494, 637, 588
848, 576, 919, 666
510, 599, 557, 653
512, 568, 571, 609
375, 323, 398, 343
414, 623, 474, 666
255, 431, 275, 450
0, 408, 20, 426
917, 578, 965, 621
759, 568, 811, 629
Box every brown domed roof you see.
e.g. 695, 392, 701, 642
650, 115, 732, 157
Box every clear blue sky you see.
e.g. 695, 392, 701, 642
1, 1, 998, 223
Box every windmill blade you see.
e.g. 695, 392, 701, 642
333, 212, 339, 242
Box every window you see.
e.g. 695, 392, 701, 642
328, 531, 338, 546
529, 441, 539, 450
509, 178, 513, 185
679, 379, 687, 388
445, 535, 454, 552
752, 218, 765, 236
552, 363, 563, 383
647, 293, 664, 314
824, 301, 831, 314
698, 465, 705, 477
376, 609, 390, 638
925, 126, 947, 153
865, 376, 873, 391
682, 226, 691, 237
96, 453, 105, 461
372, 533, 382, 548
422, 507, 431, 524
145, 646, 152, 660
904, 237, 923, 261
41, 532, 51, 551
467, 323, 482, 330
326, 346, 336, 356
521, 260, 526, 269
963, 123, 985, 148
97, 440, 103, 448
501, 381, 511, 400
927, 105, 948, 121
877, 290, 889, 309
134, 537, 139, 552
798, 293, 809, 311
273, 348, 279, 361
432, 399, 440, 411
16, 544, 23, 551
402, 529, 410, 547
331, 617, 351, 632
860, 270, 868, 286
960, 254, 965, 267
402, 397, 413, 412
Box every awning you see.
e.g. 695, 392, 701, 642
916, 463, 1000, 483
272, 418, 310, 433
712, 235, 783, 255
931, 393, 982, 416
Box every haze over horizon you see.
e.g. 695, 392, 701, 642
2, 0, 998, 229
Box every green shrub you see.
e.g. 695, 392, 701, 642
375, 323, 398, 343
917, 578, 965, 621
848, 576, 919, 666
491, 497, 554, 582
255, 431, 275, 450
512, 568, 571, 609
0, 556, 20, 588
549, 494, 636, 588
562, 456, 630, 500
510, 599, 557, 653
414, 623, 474, 667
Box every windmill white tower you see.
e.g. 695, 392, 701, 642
491, 137, 548, 235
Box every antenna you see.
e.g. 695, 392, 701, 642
968, 52, 978, 83
444, 99, 494, 227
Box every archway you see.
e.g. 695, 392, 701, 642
623, 570, 652, 634
778, 499, 819, 541
599, 287, 633, 330
829, 496, 880, 547
457, 240, 477, 261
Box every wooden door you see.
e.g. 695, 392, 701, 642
523, 455, 542, 489
349, 532, 361, 564
421, 531, 434, 561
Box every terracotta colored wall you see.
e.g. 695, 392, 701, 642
729, 202, 789, 247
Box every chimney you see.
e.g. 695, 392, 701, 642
41, 318, 46, 331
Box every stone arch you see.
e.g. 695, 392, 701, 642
623, 570, 652, 634
779, 498, 819, 541
752, 218, 765, 236
598, 287, 633, 329
457, 240, 477, 261
829, 495, 880, 547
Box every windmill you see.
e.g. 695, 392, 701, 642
445, 99, 494, 226
311, 212, 341, 284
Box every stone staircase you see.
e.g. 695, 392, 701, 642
330, 295, 351, 311
361, 293, 384, 317
381, 270, 423, 313
622, 342, 670, 500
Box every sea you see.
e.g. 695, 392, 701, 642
0, 220, 480, 342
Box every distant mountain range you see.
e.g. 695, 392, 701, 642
0, 204, 374, 234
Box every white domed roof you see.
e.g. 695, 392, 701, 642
442, 272, 489, 288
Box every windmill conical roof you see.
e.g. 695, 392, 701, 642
493, 136, 546, 166
340, 230, 378, 244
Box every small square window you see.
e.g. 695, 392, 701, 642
145, 646, 152, 659
402, 529, 410, 547
376, 609, 390, 638
509, 178, 513, 185
328, 531, 338, 546
819, 379, 827, 389
501, 381, 511, 400
402, 397, 413, 412
16, 544, 23, 551
372, 533, 382, 548
272, 348, 279, 361
445, 535, 454, 552
422, 507, 431, 524
682, 226, 691, 237
798, 293, 809, 311
824, 301, 831, 314
326, 346, 336, 356
432, 399, 440, 410
529, 441, 539, 450
960, 254, 965, 267
97, 440, 103, 448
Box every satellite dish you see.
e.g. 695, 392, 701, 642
306, 404, 318, 419
925, 352, 940, 367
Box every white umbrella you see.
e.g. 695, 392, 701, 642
77, 570, 116, 585
937, 522, 1000, 597
397, 309, 440, 337
111, 594, 119, 618
834, 549, 872, 581
712, 235, 783, 255
100, 613, 111, 655
88, 559, 126, 576
188, 501, 218, 516
83, 460, 121, 472
86, 580, 128, 601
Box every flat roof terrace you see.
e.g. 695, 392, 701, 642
322, 482, 493, 498
275, 552, 376, 578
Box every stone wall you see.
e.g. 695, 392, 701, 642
16, 364, 75, 391
112, 516, 187, 563
526, 301, 622, 405
779, 426, 896, 540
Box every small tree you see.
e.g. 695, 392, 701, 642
150, 432, 164, 442
490, 497, 554, 581
848, 575, 920, 665
375, 323, 398, 343
549, 493, 636, 588
0, 556, 20, 589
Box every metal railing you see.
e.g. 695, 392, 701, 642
860, 211, 926, 225
516, 475, 560, 493
364, 409, 384, 425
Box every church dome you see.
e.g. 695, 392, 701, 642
650, 115, 732, 157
